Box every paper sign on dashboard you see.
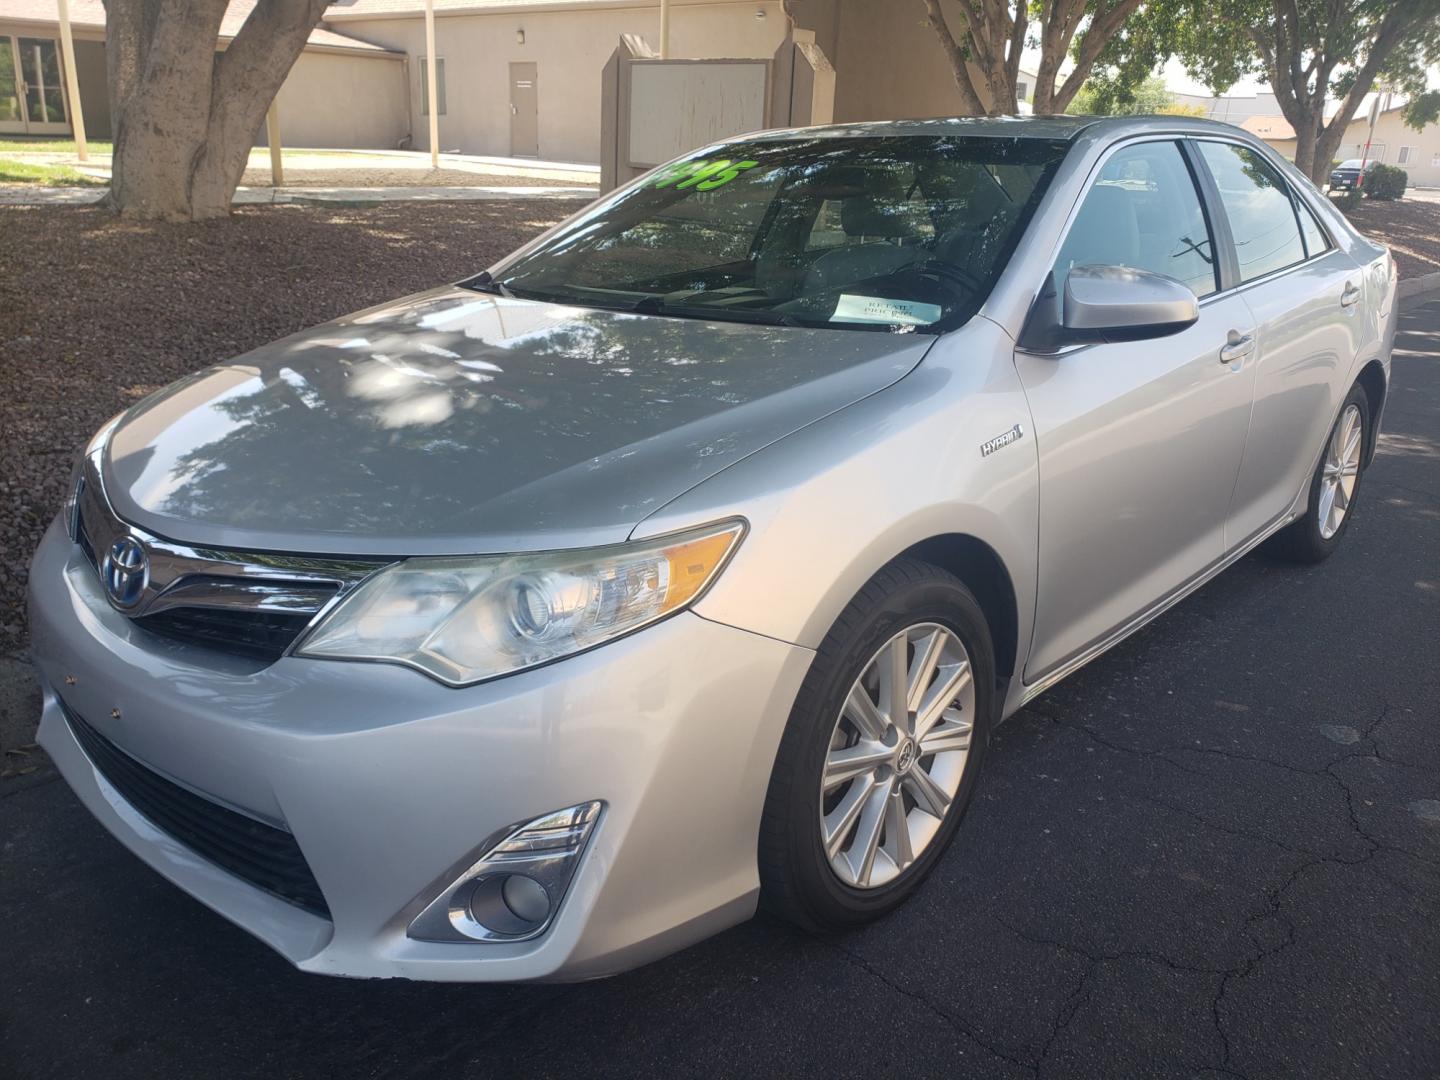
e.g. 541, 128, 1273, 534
830, 294, 942, 326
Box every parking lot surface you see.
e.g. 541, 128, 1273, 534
2, 303, 1437, 1079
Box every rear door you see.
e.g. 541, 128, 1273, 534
1015, 139, 1258, 682
1189, 139, 1364, 546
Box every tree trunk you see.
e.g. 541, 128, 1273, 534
1251, 0, 1431, 187
1312, 120, 1352, 185
1288, 106, 1322, 182
102, 0, 330, 221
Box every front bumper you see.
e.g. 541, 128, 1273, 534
28, 517, 812, 981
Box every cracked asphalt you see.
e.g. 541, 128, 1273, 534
2, 302, 1437, 1079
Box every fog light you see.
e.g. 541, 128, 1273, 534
502, 874, 550, 922
407, 801, 601, 943
461, 873, 552, 935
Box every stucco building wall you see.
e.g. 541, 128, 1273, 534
786, 0, 1018, 122
274, 51, 409, 149
335, 0, 788, 163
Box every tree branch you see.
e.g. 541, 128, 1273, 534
921, 0, 988, 115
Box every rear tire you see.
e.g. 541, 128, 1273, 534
1270, 384, 1370, 564
758, 559, 994, 932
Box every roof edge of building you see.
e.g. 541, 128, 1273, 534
325, 0, 765, 22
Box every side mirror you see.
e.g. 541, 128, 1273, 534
1019, 265, 1200, 352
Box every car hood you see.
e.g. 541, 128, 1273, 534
101, 287, 932, 556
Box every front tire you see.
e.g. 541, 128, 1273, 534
1271, 384, 1370, 564
758, 559, 994, 932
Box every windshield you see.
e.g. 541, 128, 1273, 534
481, 135, 1069, 333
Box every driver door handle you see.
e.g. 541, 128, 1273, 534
1341, 282, 1362, 308
1219, 331, 1254, 365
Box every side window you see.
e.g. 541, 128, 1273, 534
419, 57, 446, 116
1295, 197, 1331, 259
1195, 142, 1306, 282
1054, 141, 1218, 298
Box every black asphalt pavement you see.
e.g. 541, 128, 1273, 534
3, 303, 1438, 1080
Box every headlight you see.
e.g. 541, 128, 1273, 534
296, 519, 745, 686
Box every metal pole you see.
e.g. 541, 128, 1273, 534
55, 0, 88, 160
266, 101, 283, 187
1355, 91, 1386, 191
425, 0, 439, 167
659, 0, 670, 58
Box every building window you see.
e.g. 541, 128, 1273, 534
1433, 153, 1440, 168
1015, 80, 1028, 103
420, 56, 446, 116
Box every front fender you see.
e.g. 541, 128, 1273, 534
631, 319, 1040, 709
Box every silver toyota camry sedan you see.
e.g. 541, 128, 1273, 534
29, 116, 1396, 982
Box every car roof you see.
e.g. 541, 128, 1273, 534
748, 114, 1259, 144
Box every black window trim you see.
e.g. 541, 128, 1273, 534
1177, 138, 1238, 293
1290, 183, 1336, 260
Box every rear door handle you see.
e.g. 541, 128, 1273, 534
1341, 282, 1362, 308
1220, 331, 1254, 365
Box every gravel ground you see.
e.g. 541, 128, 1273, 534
0, 199, 586, 652
1341, 197, 1440, 278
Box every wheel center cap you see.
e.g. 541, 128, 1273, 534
895, 738, 917, 774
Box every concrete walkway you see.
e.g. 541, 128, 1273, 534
0, 183, 597, 206
0, 145, 600, 205
2, 146, 599, 182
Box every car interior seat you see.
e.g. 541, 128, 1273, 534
1055, 183, 1141, 273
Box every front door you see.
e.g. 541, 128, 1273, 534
0, 36, 71, 135
509, 62, 538, 158
1017, 139, 1257, 682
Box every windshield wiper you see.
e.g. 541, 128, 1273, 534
460, 270, 517, 298
463, 278, 807, 327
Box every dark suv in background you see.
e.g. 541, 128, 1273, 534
1329, 159, 1378, 191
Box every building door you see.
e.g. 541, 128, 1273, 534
509, 62, 538, 158
0, 36, 71, 135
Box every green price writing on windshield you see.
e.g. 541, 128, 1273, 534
649, 158, 761, 192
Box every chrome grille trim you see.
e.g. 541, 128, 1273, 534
75, 454, 389, 658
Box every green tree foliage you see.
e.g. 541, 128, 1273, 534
921, 0, 1146, 115
1067, 74, 1178, 114
1402, 90, 1440, 131
1084, 0, 1440, 183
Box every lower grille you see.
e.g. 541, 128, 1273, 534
63, 703, 331, 919
133, 607, 320, 662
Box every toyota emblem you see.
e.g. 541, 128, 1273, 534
102, 535, 149, 610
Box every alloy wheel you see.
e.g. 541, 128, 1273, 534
819, 623, 975, 888
1318, 403, 1363, 540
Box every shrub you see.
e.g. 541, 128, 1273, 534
1330, 189, 1362, 212
1363, 164, 1408, 200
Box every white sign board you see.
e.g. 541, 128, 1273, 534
628, 60, 769, 169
